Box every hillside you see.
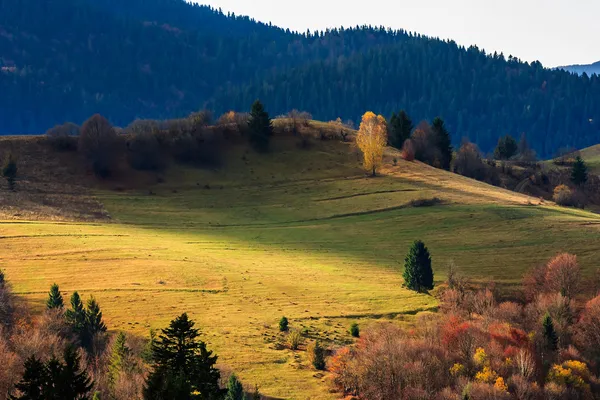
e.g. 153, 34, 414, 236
1, 0, 600, 156
559, 60, 600, 76
1, 128, 600, 398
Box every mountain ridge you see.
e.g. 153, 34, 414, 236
0, 0, 599, 157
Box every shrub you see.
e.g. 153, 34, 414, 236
2, 154, 17, 191
46, 122, 79, 151
401, 139, 415, 161
349, 323, 360, 338
454, 141, 487, 180
127, 132, 165, 171
279, 317, 288, 332
79, 114, 120, 178
286, 330, 302, 350
308, 340, 326, 370
553, 185, 576, 207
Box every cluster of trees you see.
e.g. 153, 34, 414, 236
43, 99, 276, 179
0, 274, 260, 399
330, 252, 600, 399
1, 0, 600, 157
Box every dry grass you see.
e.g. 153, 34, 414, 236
1, 129, 600, 398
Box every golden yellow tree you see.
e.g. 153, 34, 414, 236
356, 111, 388, 176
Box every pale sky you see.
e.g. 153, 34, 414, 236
195, 0, 599, 67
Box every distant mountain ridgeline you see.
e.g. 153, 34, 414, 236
558, 61, 600, 77
1, 0, 599, 157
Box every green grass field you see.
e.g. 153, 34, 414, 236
2, 139, 600, 399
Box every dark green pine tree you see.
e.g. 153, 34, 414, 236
432, 117, 453, 170
86, 297, 107, 337
571, 156, 588, 186
311, 341, 326, 371
402, 240, 434, 292
247, 100, 273, 153
66, 292, 88, 347
46, 283, 64, 310
11, 347, 93, 400
542, 313, 559, 352
11, 356, 48, 400
144, 313, 221, 400
224, 374, 245, 400
389, 110, 413, 149
494, 135, 518, 160
56, 346, 94, 400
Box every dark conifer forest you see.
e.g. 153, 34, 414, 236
1, 0, 600, 156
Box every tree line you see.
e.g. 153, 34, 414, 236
1, 0, 600, 157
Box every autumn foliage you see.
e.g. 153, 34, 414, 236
356, 111, 387, 176
330, 252, 600, 400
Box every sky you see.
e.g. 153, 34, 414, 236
195, 0, 599, 68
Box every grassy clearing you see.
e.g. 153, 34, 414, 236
1, 138, 600, 399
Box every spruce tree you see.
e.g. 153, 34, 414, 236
58, 346, 94, 399
432, 117, 453, 170
542, 313, 558, 352
571, 156, 588, 186
66, 292, 87, 345
108, 332, 131, 388
11, 347, 93, 400
144, 313, 221, 400
46, 283, 64, 310
278, 316, 288, 332
247, 100, 273, 153
225, 374, 245, 400
389, 110, 413, 149
403, 240, 434, 292
494, 135, 518, 160
11, 356, 47, 400
85, 297, 107, 338
311, 341, 326, 371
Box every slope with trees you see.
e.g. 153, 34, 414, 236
1, 0, 600, 157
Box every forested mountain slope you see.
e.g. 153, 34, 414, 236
559, 61, 600, 76
1, 0, 600, 156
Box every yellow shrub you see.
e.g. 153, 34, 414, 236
450, 363, 466, 377
494, 377, 508, 392
473, 347, 489, 367
475, 366, 499, 384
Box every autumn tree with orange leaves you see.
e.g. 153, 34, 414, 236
356, 112, 388, 176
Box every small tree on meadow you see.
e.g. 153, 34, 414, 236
571, 156, 588, 186
46, 283, 64, 310
356, 111, 388, 176
403, 240, 434, 292
79, 114, 120, 178
225, 374, 245, 400
2, 154, 17, 191
279, 316, 289, 332
309, 340, 326, 371
248, 100, 273, 153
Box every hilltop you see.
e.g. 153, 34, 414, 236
559, 60, 600, 76
1, 121, 600, 398
1, 0, 600, 156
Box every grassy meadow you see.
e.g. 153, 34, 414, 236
1, 138, 600, 399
